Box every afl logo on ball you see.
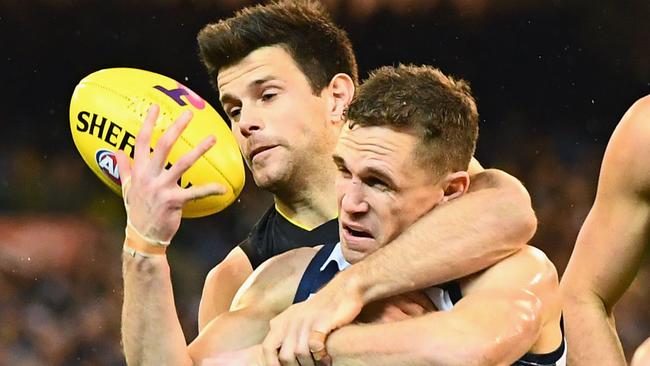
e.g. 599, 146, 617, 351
95, 149, 121, 185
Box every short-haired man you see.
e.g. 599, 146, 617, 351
196, 0, 535, 337
120, 64, 563, 366
117, 1, 536, 364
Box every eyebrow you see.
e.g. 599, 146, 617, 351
332, 154, 345, 166
332, 154, 397, 187
219, 76, 280, 105
364, 166, 397, 188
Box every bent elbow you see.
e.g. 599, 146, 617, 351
505, 181, 537, 244
488, 169, 537, 244
517, 205, 538, 244
481, 292, 543, 365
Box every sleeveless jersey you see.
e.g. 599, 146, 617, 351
294, 243, 567, 366
239, 206, 339, 269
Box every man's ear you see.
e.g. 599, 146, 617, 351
325, 73, 355, 125
441, 171, 470, 203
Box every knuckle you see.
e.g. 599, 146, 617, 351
156, 136, 172, 151
269, 317, 282, 329
295, 346, 310, 358
277, 350, 293, 363
262, 342, 276, 356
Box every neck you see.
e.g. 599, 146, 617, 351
272, 170, 338, 230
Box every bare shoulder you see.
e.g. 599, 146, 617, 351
231, 247, 319, 312
602, 94, 650, 194
631, 336, 650, 366
463, 246, 558, 295
204, 246, 254, 289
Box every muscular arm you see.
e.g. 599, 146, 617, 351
326, 290, 541, 366
122, 254, 193, 366
344, 163, 536, 304
561, 95, 650, 366
326, 246, 559, 366
190, 248, 315, 361
123, 246, 313, 365
198, 247, 253, 331
261, 164, 538, 358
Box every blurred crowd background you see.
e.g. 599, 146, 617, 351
1, 0, 649, 364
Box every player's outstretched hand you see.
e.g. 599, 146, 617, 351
115, 105, 226, 245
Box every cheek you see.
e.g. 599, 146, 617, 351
231, 128, 246, 151
334, 176, 348, 206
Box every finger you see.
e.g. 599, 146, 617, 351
311, 316, 336, 338
278, 319, 302, 366
262, 330, 283, 366
181, 183, 228, 203
296, 354, 315, 366
115, 150, 132, 201
164, 134, 215, 183
134, 104, 159, 170
314, 354, 332, 366
295, 322, 316, 366
384, 306, 410, 322
308, 331, 328, 363
151, 109, 193, 173
406, 291, 436, 310
115, 150, 132, 185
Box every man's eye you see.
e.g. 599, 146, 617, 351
228, 108, 241, 118
367, 178, 389, 191
261, 92, 277, 102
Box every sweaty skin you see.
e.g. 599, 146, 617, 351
199, 47, 536, 338
192, 125, 560, 366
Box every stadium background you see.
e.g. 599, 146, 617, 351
1, 0, 648, 364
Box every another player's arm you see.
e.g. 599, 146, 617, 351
340, 162, 535, 308
198, 246, 253, 331
561, 95, 650, 366
124, 246, 313, 366
122, 253, 192, 366
326, 246, 559, 366
189, 247, 316, 362
261, 162, 537, 359
118, 106, 226, 366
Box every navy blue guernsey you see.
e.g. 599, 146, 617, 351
293, 243, 339, 303
238, 206, 340, 269
294, 244, 567, 366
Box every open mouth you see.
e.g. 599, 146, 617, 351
344, 224, 373, 238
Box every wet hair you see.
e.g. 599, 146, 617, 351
197, 0, 358, 95
346, 64, 479, 175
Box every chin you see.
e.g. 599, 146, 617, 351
341, 242, 372, 264
252, 168, 290, 192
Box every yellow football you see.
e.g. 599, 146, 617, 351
69, 68, 245, 218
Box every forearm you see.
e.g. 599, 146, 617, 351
122, 253, 192, 366
326, 319, 439, 366
343, 169, 536, 303
328, 301, 539, 366
562, 293, 626, 366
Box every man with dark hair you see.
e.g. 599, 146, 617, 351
117, 1, 537, 364
121, 64, 564, 365
197, 0, 358, 97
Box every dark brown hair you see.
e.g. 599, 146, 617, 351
346, 64, 479, 175
197, 0, 358, 94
